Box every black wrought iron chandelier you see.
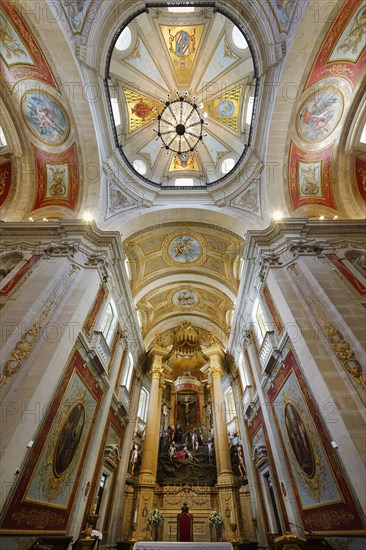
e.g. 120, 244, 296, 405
153, 91, 208, 162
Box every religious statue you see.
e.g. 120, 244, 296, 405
237, 447, 246, 477
130, 444, 141, 475
174, 423, 182, 444
183, 395, 195, 430
161, 402, 170, 431
206, 400, 213, 428
207, 439, 215, 464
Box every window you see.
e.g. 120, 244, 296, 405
0, 126, 7, 147
95, 473, 108, 515
238, 351, 248, 389
175, 178, 194, 186
100, 300, 117, 345
168, 7, 195, 12
115, 27, 131, 51
221, 157, 235, 175
133, 159, 147, 175
232, 26, 248, 50
101, 303, 114, 338
111, 97, 121, 126
124, 257, 131, 279
246, 97, 254, 125
252, 300, 268, 344
137, 387, 149, 422
360, 122, 366, 144
122, 352, 134, 392
225, 387, 236, 423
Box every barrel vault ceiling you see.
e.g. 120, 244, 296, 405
124, 222, 244, 347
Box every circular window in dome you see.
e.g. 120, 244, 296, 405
133, 159, 147, 175
107, 7, 257, 188
115, 27, 132, 51
221, 158, 236, 175
232, 26, 248, 50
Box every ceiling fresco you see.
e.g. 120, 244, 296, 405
0, 2, 82, 218
108, 6, 255, 186
287, 0, 366, 215
124, 222, 243, 342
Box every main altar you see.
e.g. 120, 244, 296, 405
122, 323, 251, 543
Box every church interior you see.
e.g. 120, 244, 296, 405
0, 1, 365, 549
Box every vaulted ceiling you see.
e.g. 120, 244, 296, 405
124, 221, 243, 346
0, 0, 365, 350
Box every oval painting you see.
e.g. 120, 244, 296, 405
53, 402, 85, 477
168, 235, 201, 263
21, 90, 70, 146
172, 288, 200, 308
297, 88, 344, 143
284, 402, 315, 477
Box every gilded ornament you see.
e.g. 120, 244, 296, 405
323, 64, 353, 77
11, 508, 63, 529
151, 365, 163, 379
209, 365, 223, 379
309, 509, 355, 529
0, 264, 79, 388
325, 324, 366, 388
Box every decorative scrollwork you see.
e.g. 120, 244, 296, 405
325, 324, 366, 388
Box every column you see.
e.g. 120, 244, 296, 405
205, 345, 239, 543
206, 345, 232, 476
139, 345, 168, 482
132, 346, 168, 541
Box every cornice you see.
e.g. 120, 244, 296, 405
0, 221, 145, 354
245, 219, 366, 249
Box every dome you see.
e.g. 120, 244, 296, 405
106, 6, 256, 188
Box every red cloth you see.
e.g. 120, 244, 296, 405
179, 514, 191, 541
175, 450, 186, 460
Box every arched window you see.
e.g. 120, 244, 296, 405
137, 387, 149, 422
100, 300, 117, 345
225, 387, 236, 423
252, 299, 268, 344
121, 352, 134, 392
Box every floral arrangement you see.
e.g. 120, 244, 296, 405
208, 509, 224, 526
147, 508, 164, 526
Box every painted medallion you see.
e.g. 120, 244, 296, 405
21, 90, 70, 146
172, 289, 200, 309
297, 88, 344, 143
168, 235, 201, 263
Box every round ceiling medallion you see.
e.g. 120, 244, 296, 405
168, 235, 201, 263
172, 288, 200, 309
21, 90, 70, 146
162, 230, 206, 267
296, 87, 344, 144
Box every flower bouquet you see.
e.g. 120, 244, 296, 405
208, 509, 224, 541
147, 508, 164, 540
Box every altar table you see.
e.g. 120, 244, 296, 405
133, 543, 233, 550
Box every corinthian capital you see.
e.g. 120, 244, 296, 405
151, 365, 163, 380
209, 365, 223, 379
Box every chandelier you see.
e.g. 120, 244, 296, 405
153, 91, 208, 164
